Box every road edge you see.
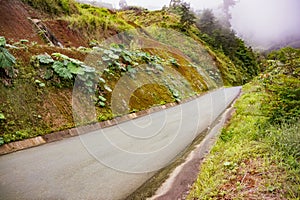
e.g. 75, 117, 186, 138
126, 89, 242, 200
0, 88, 223, 156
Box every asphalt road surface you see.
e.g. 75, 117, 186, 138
0, 87, 241, 200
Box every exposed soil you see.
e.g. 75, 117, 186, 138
0, 0, 45, 44
0, 0, 88, 47
44, 19, 88, 47
41, 88, 74, 131
217, 158, 286, 200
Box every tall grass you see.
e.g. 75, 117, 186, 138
22, 0, 78, 15
66, 4, 133, 35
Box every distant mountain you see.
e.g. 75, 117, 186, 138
266, 36, 300, 52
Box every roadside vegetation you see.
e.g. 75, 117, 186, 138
188, 47, 300, 199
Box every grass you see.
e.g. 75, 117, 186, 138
65, 4, 134, 39
187, 80, 300, 199
22, 0, 78, 15
120, 10, 180, 28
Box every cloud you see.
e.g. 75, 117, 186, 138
230, 0, 300, 48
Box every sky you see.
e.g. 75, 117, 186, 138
89, 0, 300, 48
230, 0, 300, 48
89, 0, 223, 10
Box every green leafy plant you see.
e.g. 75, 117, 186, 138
35, 79, 46, 87
96, 95, 107, 107
37, 54, 54, 64
260, 47, 300, 124
0, 113, 5, 120
0, 36, 16, 79
0, 137, 4, 145
169, 58, 179, 67
33, 52, 97, 93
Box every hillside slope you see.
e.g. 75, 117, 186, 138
0, 0, 259, 144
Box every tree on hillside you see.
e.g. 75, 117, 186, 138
196, 9, 258, 81
196, 9, 216, 35
222, 0, 237, 28
179, 2, 196, 30
169, 0, 196, 30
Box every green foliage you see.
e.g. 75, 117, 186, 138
66, 5, 133, 35
52, 61, 73, 79
120, 9, 179, 28
0, 36, 17, 81
268, 47, 300, 64
196, 9, 216, 35
0, 137, 4, 145
33, 53, 96, 91
22, 0, 78, 15
37, 54, 54, 64
168, 0, 196, 31
0, 113, 5, 120
96, 95, 107, 107
34, 79, 46, 87
196, 9, 259, 83
93, 44, 192, 105
2, 130, 31, 143
0, 37, 6, 47
169, 58, 179, 67
94, 44, 167, 76
188, 75, 300, 199
169, 1, 196, 30
0, 48, 16, 78
259, 47, 300, 124
267, 121, 300, 169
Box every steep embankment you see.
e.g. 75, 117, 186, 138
0, 0, 44, 44
0, 0, 259, 144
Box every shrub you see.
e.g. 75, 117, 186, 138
260, 47, 300, 124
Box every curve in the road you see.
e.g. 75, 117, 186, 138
0, 87, 241, 200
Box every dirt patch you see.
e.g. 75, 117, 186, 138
41, 88, 74, 132
10, 45, 87, 67
44, 19, 88, 47
0, 0, 45, 44
0, 0, 88, 47
217, 158, 287, 200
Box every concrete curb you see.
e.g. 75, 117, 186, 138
0, 88, 216, 155
148, 91, 241, 200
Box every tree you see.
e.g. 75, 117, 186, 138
196, 10, 258, 81
169, 0, 196, 30
179, 2, 196, 30
196, 9, 216, 35
222, 0, 237, 28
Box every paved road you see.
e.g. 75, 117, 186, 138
0, 87, 241, 200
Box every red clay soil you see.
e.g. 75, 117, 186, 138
10, 45, 87, 67
0, 0, 45, 44
0, 0, 88, 47
44, 19, 88, 47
